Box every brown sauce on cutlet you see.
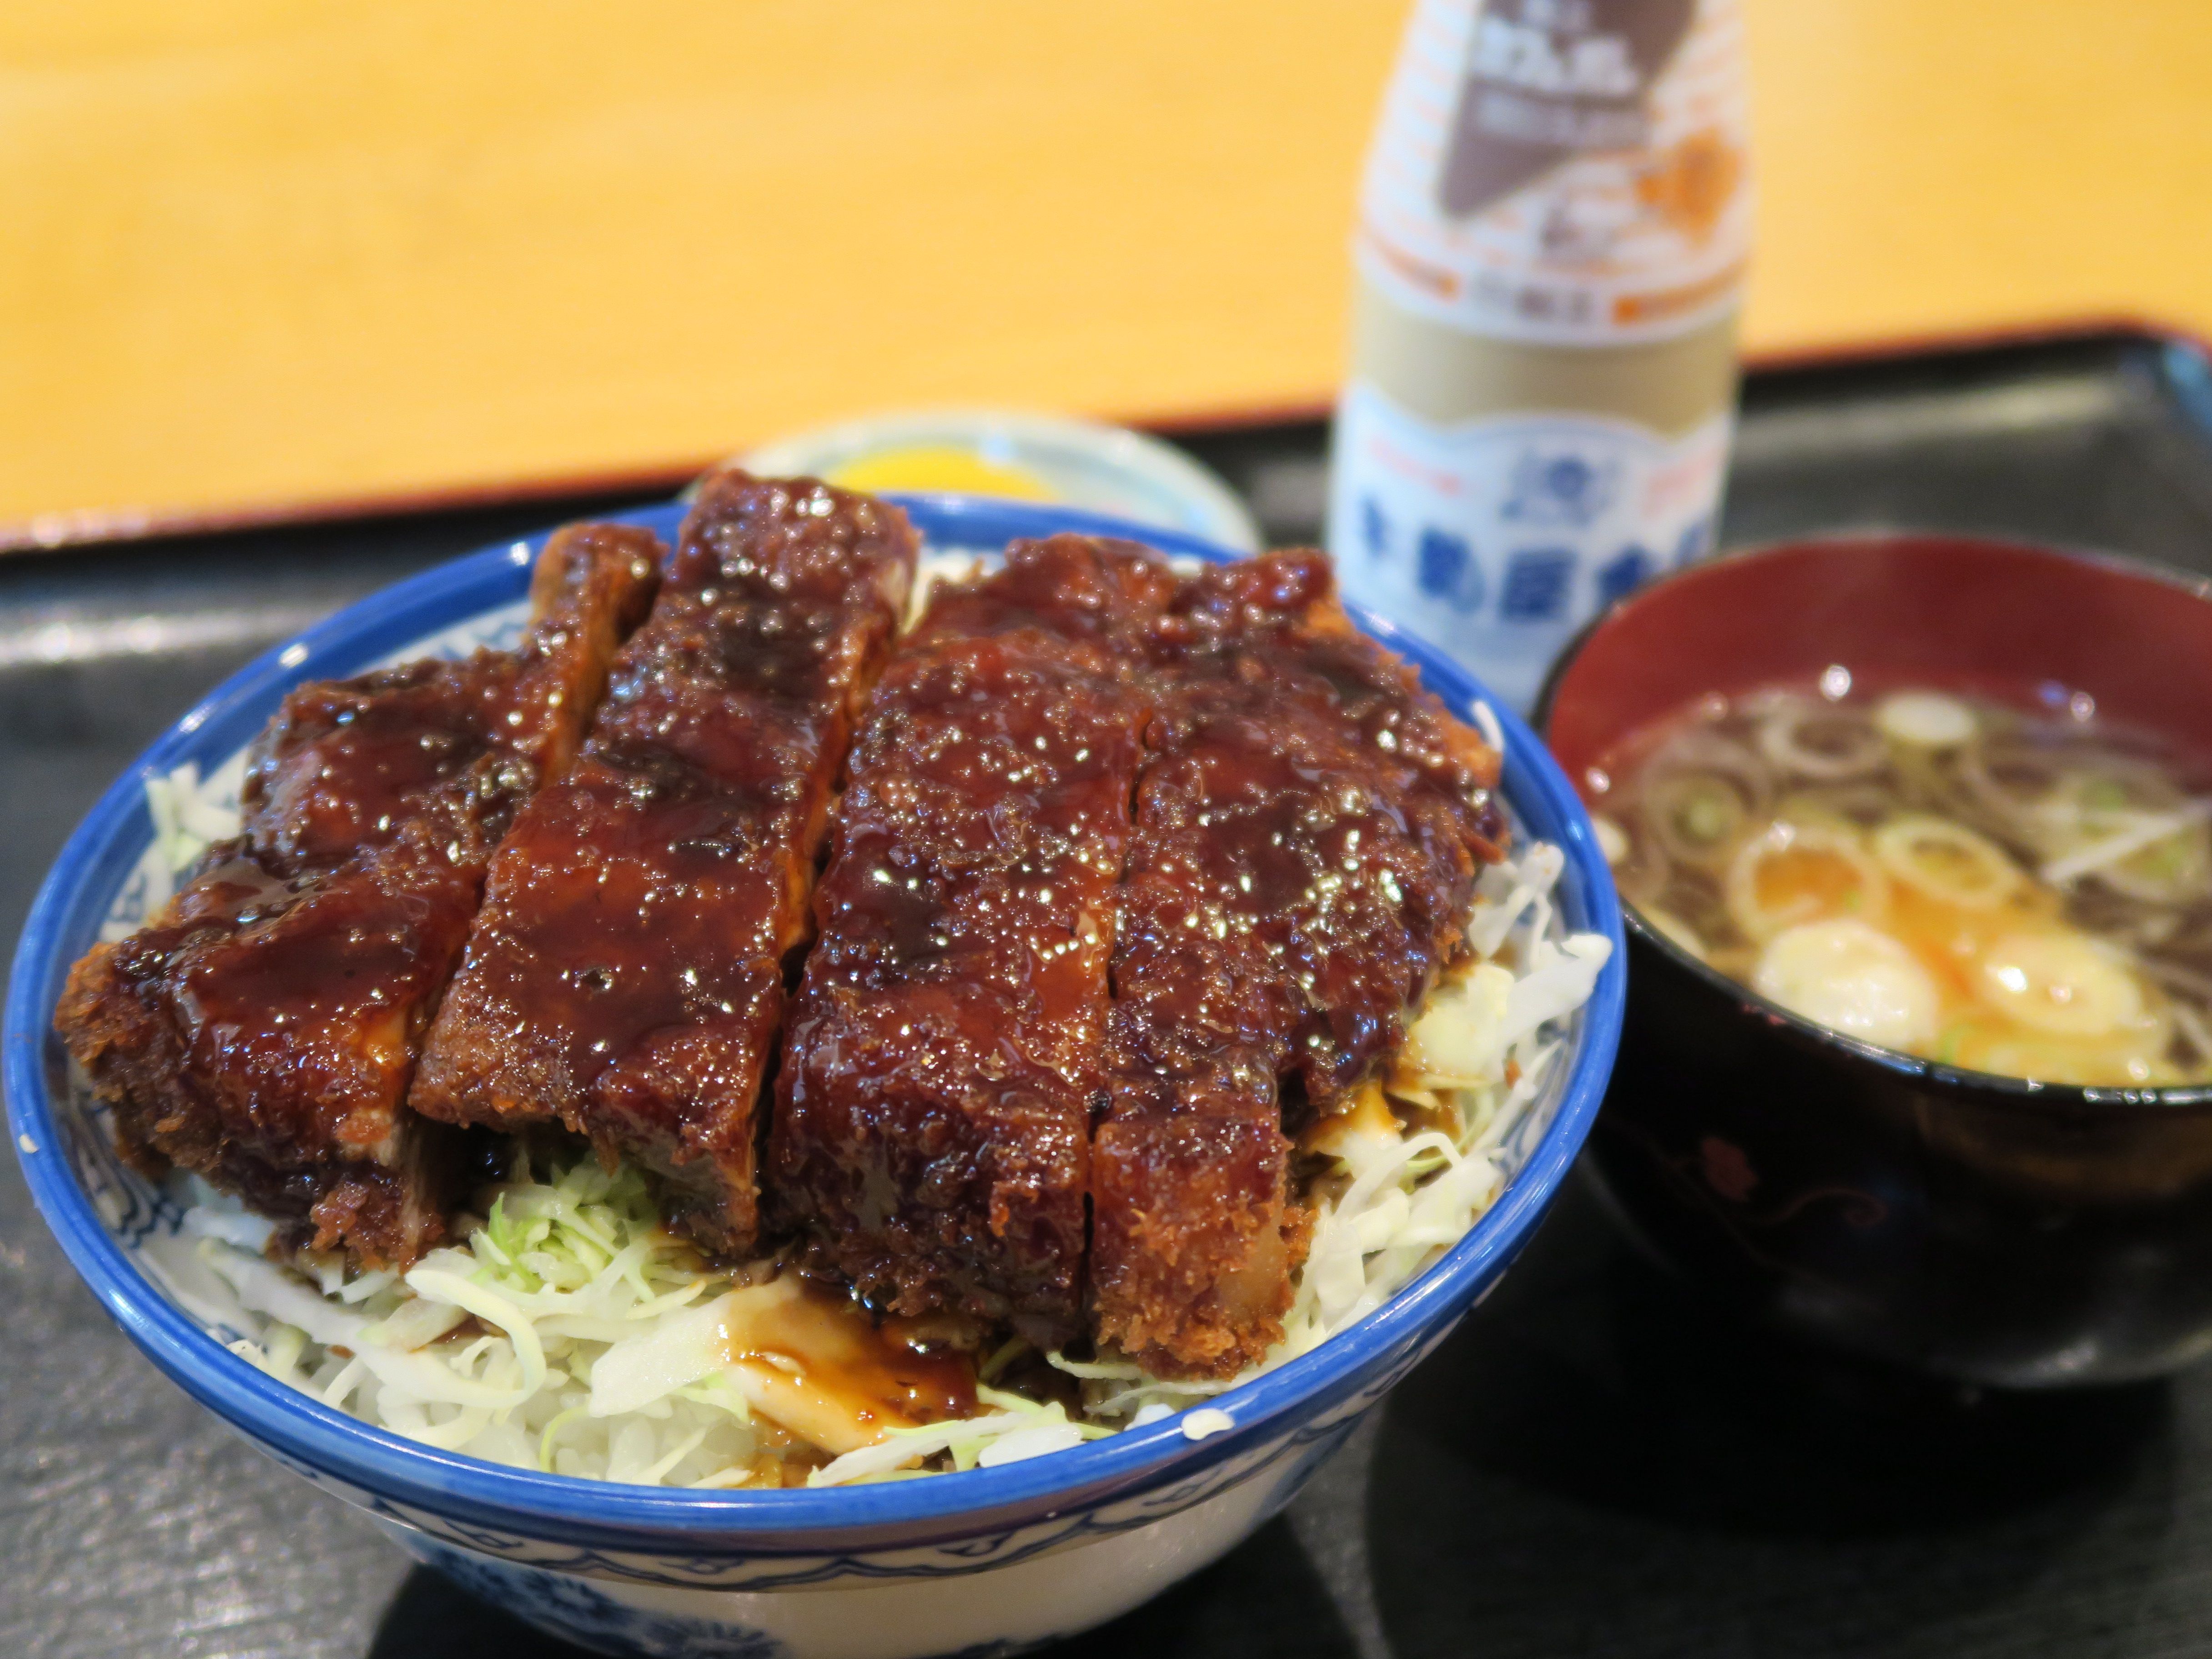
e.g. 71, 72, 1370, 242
1136, 552, 1508, 1105
770, 536, 1166, 1348
457, 754, 789, 1098
173, 839, 473, 1134
244, 657, 522, 877
55, 523, 660, 1267
1091, 549, 1508, 1378
409, 474, 918, 1259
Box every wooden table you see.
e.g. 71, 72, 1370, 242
5, 0, 2208, 543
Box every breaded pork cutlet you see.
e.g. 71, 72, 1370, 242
771, 536, 1175, 1345
55, 524, 660, 1264
1091, 551, 1508, 1377
409, 472, 916, 1254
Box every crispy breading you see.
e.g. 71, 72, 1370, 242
770, 536, 1171, 1345
409, 473, 916, 1255
54, 523, 659, 1264
1091, 551, 1507, 1377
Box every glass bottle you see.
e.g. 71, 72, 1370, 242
1327, 0, 1753, 712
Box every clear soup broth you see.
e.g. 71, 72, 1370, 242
1589, 679, 2212, 1088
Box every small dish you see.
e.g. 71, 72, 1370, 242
740, 409, 1263, 551
8, 494, 1622, 1659
1538, 531, 2212, 1388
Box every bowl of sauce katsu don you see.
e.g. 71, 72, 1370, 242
8, 474, 1624, 1659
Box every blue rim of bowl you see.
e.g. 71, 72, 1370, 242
5, 492, 1625, 1551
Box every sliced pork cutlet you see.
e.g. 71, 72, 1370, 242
54, 523, 661, 1265
770, 536, 1173, 1345
243, 525, 660, 877
410, 472, 917, 1256
1092, 550, 1508, 1379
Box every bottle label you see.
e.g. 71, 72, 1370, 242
1328, 378, 1729, 711
1357, 0, 1752, 346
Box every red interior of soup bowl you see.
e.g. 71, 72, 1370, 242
1543, 534, 2212, 782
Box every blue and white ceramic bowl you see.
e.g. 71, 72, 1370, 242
5, 496, 1624, 1659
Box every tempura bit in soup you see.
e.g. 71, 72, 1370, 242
1591, 682, 2212, 1087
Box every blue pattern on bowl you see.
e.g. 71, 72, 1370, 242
4, 494, 1624, 1657
417, 1539, 794, 1659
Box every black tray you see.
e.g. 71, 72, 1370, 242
9, 331, 2212, 1659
